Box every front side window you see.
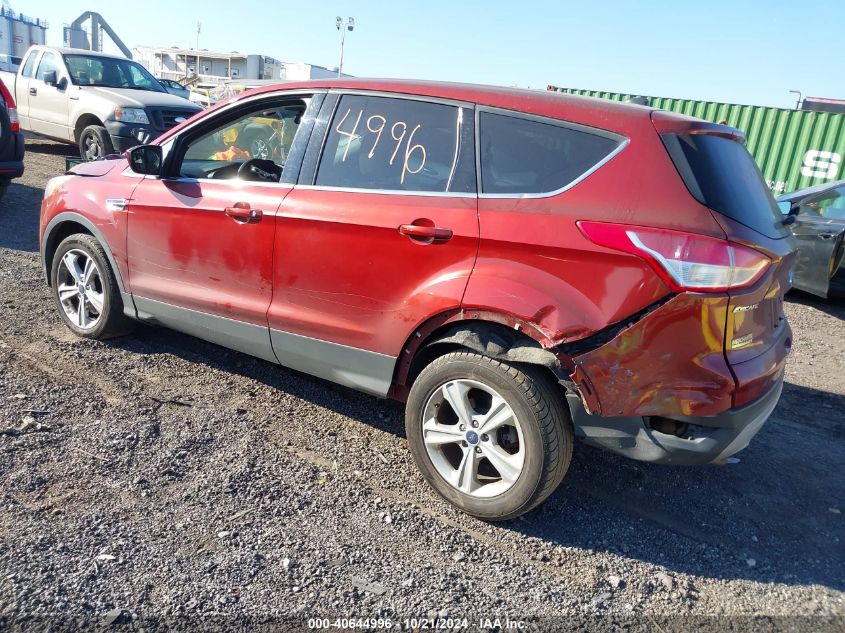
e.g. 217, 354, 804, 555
21, 51, 37, 78
316, 95, 462, 192
63, 54, 164, 92
479, 111, 621, 195
35, 52, 60, 81
177, 99, 309, 181
801, 186, 845, 220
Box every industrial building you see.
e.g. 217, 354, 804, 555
0, 6, 47, 65
134, 45, 350, 86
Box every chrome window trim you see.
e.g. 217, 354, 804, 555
475, 105, 630, 200
293, 183, 476, 199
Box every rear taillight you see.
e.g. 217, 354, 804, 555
577, 221, 770, 292
8, 107, 19, 133
0, 81, 18, 133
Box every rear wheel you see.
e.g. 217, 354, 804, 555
79, 125, 114, 160
50, 233, 134, 339
406, 351, 573, 520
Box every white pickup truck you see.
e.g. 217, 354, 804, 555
4, 46, 202, 158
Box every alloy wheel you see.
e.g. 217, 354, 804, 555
83, 133, 103, 160
57, 249, 105, 330
422, 379, 525, 498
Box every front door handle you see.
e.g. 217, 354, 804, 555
224, 202, 262, 224
29, 87, 37, 96
399, 223, 453, 244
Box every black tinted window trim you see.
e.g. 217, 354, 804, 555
475, 105, 628, 199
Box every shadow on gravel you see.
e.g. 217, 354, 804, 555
517, 379, 845, 592
24, 137, 78, 157
786, 289, 845, 321
0, 182, 43, 252
107, 324, 845, 593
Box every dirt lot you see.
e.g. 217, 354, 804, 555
0, 139, 843, 631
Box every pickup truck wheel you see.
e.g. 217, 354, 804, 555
51, 234, 134, 339
406, 351, 573, 521
79, 125, 114, 160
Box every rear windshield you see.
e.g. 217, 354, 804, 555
662, 133, 788, 239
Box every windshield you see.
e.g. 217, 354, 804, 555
63, 54, 165, 92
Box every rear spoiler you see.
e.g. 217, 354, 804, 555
651, 110, 746, 144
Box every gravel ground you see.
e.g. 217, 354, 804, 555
0, 139, 843, 632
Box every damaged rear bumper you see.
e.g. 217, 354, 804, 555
565, 375, 783, 465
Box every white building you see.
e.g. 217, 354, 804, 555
134, 45, 350, 85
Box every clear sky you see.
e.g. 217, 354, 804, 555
20, 0, 843, 109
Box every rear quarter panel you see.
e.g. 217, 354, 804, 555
465, 110, 727, 345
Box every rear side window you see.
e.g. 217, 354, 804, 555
317, 95, 468, 193
21, 51, 37, 78
479, 111, 622, 195
662, 133, 788, 239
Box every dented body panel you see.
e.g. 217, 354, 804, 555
568, 293, 734, 417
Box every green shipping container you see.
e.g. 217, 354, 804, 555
547, 86, 845, 196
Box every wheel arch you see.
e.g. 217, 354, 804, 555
42, 213, 126, 293
391, 310, 574, 399
73, 114, 106, 143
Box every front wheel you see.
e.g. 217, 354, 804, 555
406, 351, 573, 520
50, 233, 134, 339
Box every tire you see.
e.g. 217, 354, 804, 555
50, 233, 135, 339
79, 125, 114, 160
406, 351, 573, 520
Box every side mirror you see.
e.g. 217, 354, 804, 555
127, 145, 163, 176
43, 70, 58, 87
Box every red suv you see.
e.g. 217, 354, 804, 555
39, 80, 794, 520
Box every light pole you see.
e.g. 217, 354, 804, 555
788, 90, 802, 110
336, 16, 354, 77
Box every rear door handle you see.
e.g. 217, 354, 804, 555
398, 223, 453, 243
29, 87, 37, 96
224, 203, 262, 223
